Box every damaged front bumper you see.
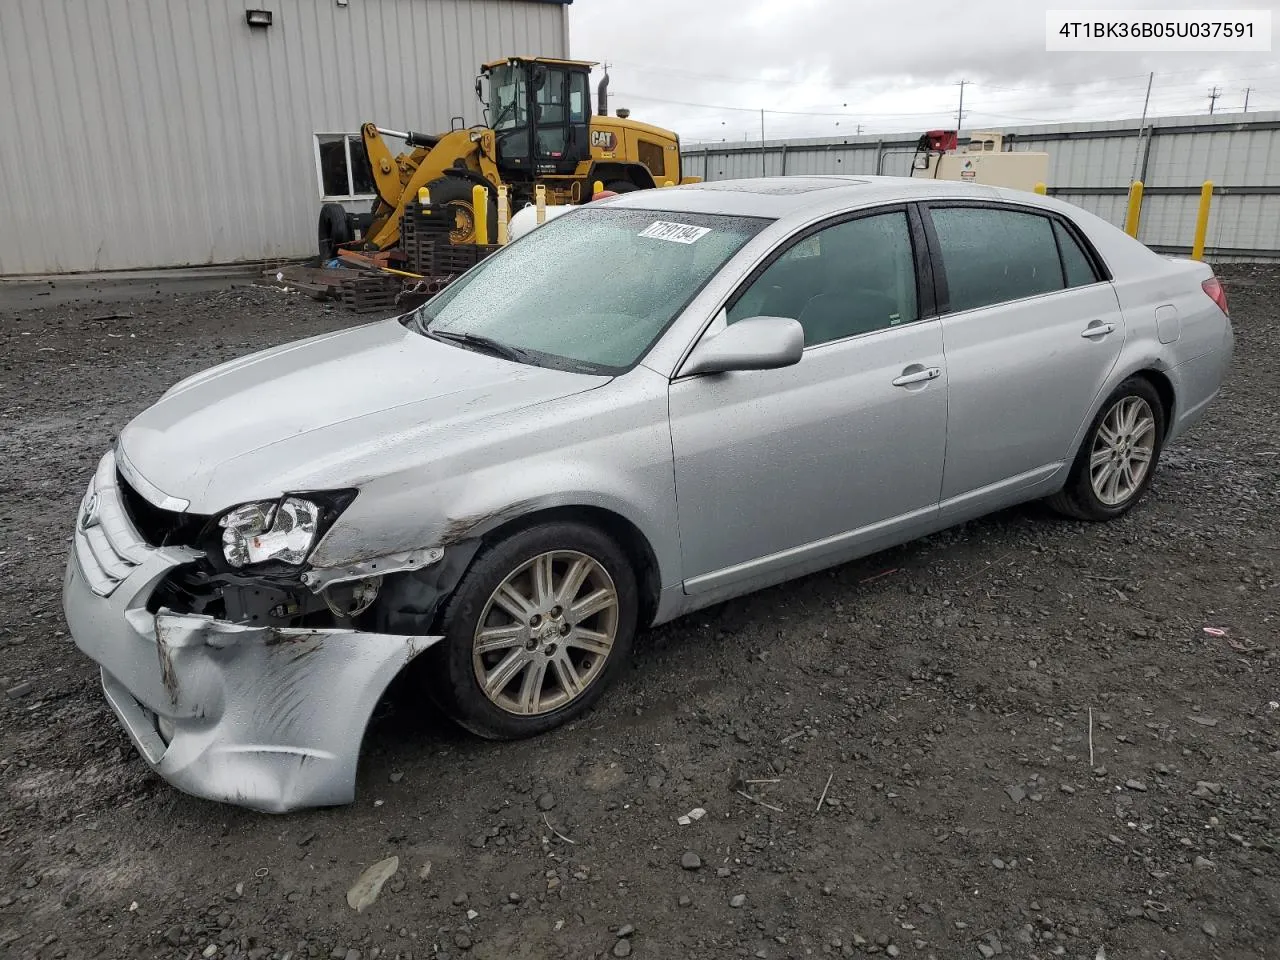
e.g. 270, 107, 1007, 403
62, 453, 443, 813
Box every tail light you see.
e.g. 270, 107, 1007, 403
1202, 276, 1229, 316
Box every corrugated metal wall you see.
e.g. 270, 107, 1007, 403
0, 0, 568, 275
684, 111, 1280, 258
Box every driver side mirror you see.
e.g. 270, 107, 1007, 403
680, 315, 804, 377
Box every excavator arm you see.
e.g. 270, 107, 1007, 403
363, 127, 502, 251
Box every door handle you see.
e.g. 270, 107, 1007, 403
892, 366, 942, 387
1080, 321, 1117, 339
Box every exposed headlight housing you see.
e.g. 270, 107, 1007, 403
217, 491, 355, 569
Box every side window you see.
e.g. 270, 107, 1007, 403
568, 72, 589, 123
727, 212, 918, 347
1053, 219, 1100, 287
930, 207, 1065, 312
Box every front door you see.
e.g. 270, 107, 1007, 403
921, 203, 1125, 507
668, 207, 949, 595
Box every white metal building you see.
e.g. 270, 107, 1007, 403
0, 0, 571, 276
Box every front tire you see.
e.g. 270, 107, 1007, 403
424, 176, 498, 244
1048, 377, 1166, 521
427, 522, 639, 740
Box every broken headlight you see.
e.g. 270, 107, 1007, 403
220, 498, 319, 568
217, 491, 357, 570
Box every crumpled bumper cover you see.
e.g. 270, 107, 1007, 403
64, 543, 442, 814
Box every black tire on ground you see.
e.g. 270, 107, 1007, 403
1047, 376, 1167, 521
605, 180, 641, 193
317, 203, 352, 259
425, 176, 499, 244
425, 521, 639, 740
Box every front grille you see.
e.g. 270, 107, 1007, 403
73, 454, 149, 597
116, 471, 211, 547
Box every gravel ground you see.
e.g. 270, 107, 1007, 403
1, 268, 1277, 960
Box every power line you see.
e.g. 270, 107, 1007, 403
611, 91, 961, 118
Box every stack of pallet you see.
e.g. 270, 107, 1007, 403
430, 242, 498, 276
400, 201, 453, 276
339, 273, 405, 314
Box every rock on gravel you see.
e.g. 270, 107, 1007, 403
680, 852, 702, 870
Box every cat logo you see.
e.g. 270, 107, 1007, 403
590, 130, 617, 150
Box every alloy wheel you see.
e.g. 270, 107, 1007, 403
1090, 396, 1157, 506
472, 550, 619, 716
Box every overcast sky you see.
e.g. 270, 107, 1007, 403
568, 0, 1280, 142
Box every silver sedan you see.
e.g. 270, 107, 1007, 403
63, 176, 1233, 811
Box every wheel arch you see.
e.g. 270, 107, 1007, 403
587, 162, 657, 192
466, 504, 663, 629
1129, 367, 1176, 437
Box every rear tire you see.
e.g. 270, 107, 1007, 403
1048, 377, 1166, 521
426, 522, 639, 740
605, 180, 641, 193
318, 203, 352, 259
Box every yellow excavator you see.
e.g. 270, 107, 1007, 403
318, 56, 698, 257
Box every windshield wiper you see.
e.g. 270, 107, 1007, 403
427, 328, 529, 362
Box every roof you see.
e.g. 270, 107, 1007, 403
481, 56, 596, 71
603, 175, 1008, 220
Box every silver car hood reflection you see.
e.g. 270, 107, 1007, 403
117, 318, 610, 512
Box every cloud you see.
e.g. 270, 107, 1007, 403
569, 0, 1280, 139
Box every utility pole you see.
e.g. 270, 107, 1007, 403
955, 79, 968, 137
1208, 86, 1221, 114
1243, 87, 1251, 112
1131, 71, 1154, 183
856, 123, 864, 136
760, 108, 766, 176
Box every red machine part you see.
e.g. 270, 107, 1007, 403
921, 130, 959, 153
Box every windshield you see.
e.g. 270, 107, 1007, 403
410, 208, 768, 372
489, 64, 528, 132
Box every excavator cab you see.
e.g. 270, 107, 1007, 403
483, 57, 593, 179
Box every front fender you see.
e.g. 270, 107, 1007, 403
309, 372, 681, 593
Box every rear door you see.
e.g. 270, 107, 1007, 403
920, 203, 1124, 509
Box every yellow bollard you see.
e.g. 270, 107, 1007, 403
593, 180, 604, 196
1191, 180, 1213, 261
535, 184, 547, 224
418, 186, 430, 205
496, 185, 509, 245
1033, 182, 1047, 195
471, 184, 489, 246
1124, 180, 1144, 238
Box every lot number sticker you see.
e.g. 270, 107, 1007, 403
639, 221, 711, 244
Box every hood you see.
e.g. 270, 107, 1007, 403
118, 318, 609, 512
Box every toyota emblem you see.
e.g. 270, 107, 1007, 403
80, 492, 101, 531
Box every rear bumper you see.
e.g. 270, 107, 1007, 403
63, 451, 442, 814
